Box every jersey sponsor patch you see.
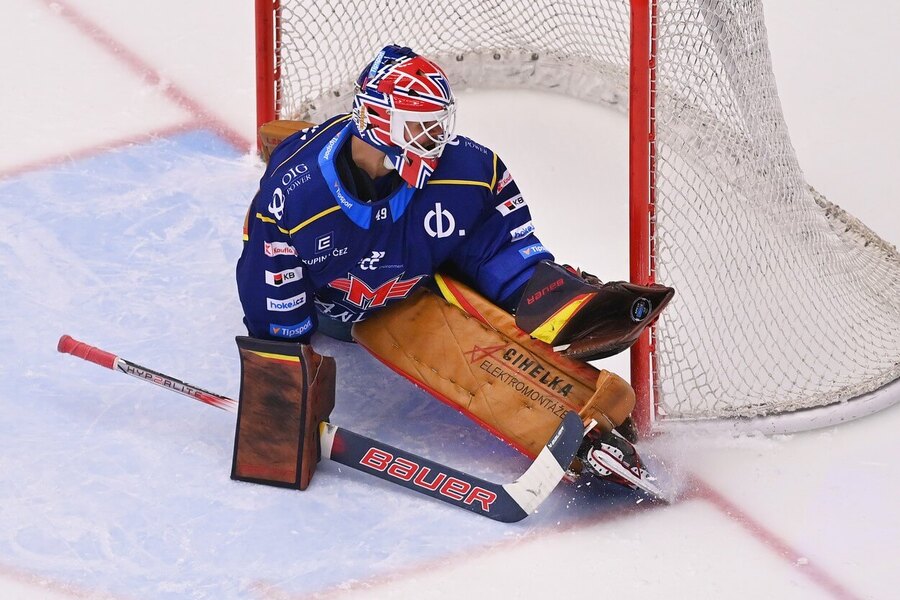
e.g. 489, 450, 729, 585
269, 317, 313, 338
267, 292, 307, 312
519, 243, 548, 259
496, 169, 513, 194
280, 163, 311, 194
462, 139, 489, 155
495, 194, 526, 216
315, 232, 333, 253
264, 241, 297, 257
424, 202, 463, 238
265, 267, 303, 287
509, 220, 535, 242
359, 251, 386, 270
268, 188, 285, 220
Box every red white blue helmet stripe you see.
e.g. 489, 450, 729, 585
351, 45, 456, 188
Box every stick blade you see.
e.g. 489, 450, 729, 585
501, 411, 584, 517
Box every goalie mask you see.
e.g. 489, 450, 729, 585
351, 45, 457, 188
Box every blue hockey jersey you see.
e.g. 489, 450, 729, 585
236, 114, 554, 342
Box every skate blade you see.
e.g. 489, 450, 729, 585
590, 447, 669, 502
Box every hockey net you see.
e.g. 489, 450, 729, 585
256, 0, 900, 432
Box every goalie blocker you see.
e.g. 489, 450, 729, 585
231, 336, 336, 490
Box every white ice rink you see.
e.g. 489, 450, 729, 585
1, 1, 898, 599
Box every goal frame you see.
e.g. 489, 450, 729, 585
627, 0, 656, 435
255, 0, 279, 139
253, 0, 664, 436
253, 0, 900, 437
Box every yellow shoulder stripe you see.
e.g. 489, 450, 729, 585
271, 114, 352, 175
490, 152, 498, 191
255, 212, 278, 225
427, 179, 492, 190
255, 205, 341, 235
289, 205, 341, 234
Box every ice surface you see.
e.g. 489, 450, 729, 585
0, 1, 897, 599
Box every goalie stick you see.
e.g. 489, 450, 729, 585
57, 334, 583, 522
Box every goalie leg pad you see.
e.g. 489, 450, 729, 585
258, 119, 316, 162
351, 275, 635, 459
232, 336, 336, 490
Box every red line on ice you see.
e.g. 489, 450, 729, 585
290, 473, 865, 600
0, 121, 204, 180
10, 0, 253, 180
41, 0, 251, 150
686, 474, 863, 600
265, 501, 654, 600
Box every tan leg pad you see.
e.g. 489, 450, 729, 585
258, 120, 316, 162
351, 275, 634, 458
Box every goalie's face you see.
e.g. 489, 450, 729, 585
390, 105, 457, 159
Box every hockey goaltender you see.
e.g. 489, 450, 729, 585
232, 45, 674, 501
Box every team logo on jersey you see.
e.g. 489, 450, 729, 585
519, 243, 547, 258
269, 318, 313, 338
424, 202, 464, 238
265, 267, 303, 287
509, 220, 534, 242
328, 274, 424, 309
264, 241, 297, 257
495, 194, 526, 216
267, 292, 306, 312
496, 169, 513, 193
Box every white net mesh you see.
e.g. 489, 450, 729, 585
269, 0, 900, 423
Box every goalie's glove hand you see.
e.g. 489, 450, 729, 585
515, 261, 675, 361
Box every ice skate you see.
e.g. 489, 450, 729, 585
578, 429, 667, 501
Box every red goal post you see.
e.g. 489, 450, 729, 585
255, 0, 900, 436
254, 0, 278, 135
628, 0, 655, 434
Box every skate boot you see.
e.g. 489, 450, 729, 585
578, 429, 666, 500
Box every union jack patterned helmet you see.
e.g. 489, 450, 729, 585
351, 45, 457, 188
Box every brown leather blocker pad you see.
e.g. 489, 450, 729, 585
232, 336, 336, 490
351, 276, 635, 458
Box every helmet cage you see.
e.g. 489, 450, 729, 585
388, 105, 457, 159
